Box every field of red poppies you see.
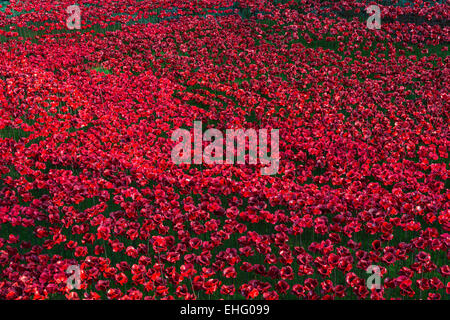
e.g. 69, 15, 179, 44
0, 0, 448, 300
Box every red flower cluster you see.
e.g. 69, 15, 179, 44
0, 0, 448, 300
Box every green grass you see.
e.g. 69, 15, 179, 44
91, 66, 112, 75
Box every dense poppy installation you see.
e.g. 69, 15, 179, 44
0, 0, 448, 300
